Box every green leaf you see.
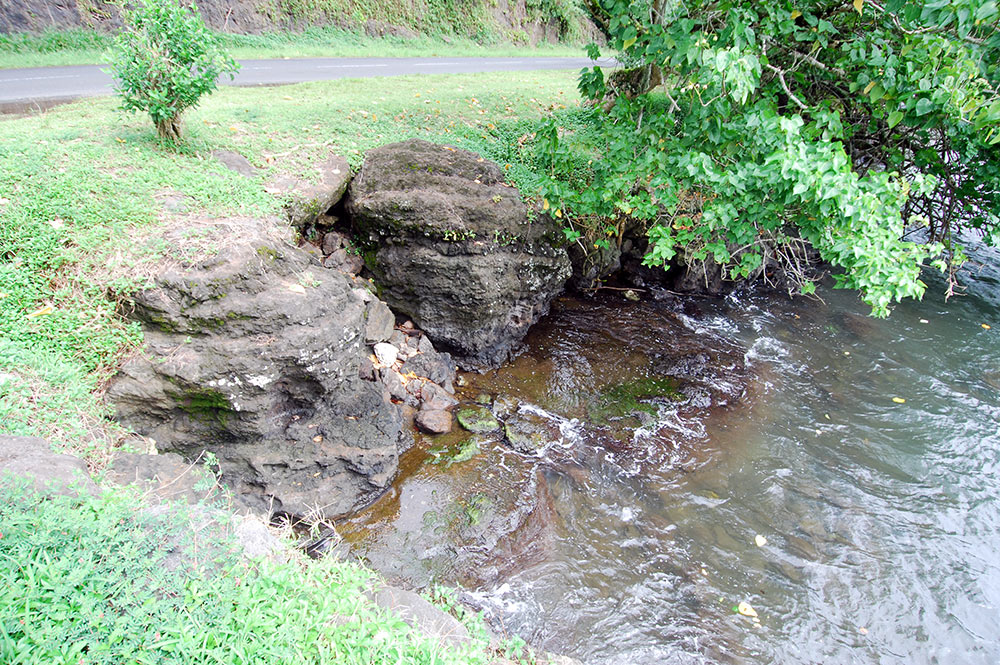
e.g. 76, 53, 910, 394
887, 110, 904, 128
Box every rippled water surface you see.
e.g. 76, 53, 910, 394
345, 242, 1000, 664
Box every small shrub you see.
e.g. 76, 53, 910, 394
110, 0, 239, 141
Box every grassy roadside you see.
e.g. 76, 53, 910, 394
0, 69, 579, 463
0, 26, 583, 69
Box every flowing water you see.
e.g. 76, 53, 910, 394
341, 241, 1000, 664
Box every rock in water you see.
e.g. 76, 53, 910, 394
456, 406, 500, 434
106, 237, 407, 520
345, 139, 571, 370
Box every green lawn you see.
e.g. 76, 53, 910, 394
0, 69, 579, 461
0, 26, 583, 69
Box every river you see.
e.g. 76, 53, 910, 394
340, 240, 1000, 664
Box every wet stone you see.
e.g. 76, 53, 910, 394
416, 409, 453, 435
421, 382, 458, 411
400, 352, 456, 387
365, 299, 396, 344
504, 423, 544, 454
380, 369, 406, 401
456, 406, 500, 434
417, 334, 435, 354
323, 248, 364, 275
372, 585, 471, 647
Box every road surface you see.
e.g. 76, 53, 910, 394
0, 56, 602, 112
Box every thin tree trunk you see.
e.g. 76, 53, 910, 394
156, 115, 181, 142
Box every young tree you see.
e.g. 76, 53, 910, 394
111, 0, 239, 141
543, 0, 1000, 314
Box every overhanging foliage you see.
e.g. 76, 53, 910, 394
543, 0, 1000, 314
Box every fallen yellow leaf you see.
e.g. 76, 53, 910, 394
892, 397, 906, 404
790, 9, 802, 19
737, 602, 758, 618
542, 199, 550, 210
27, 305, 53, 318
983, 323, 992, 330
853, 0, 864, 14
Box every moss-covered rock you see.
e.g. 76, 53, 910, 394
456, 406, 500, 434
587, 376, 682, 424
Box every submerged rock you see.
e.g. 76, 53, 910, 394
106, 236, 407, 520
345, 139, 571, 370
456, 406, 500, 434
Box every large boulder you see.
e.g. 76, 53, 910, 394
345, 139, 571, 370
106, 236, 407, 520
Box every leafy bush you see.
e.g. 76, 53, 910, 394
110, 0, 239, 141
546, 0, 1000, 314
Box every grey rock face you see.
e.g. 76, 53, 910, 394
372, 585, 471, 647
346, 139, 571, 370
107, 451, 221, 506
106, 237, 407, 520
0, 435, 97, 497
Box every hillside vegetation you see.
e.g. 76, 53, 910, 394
1, 0, 595, 67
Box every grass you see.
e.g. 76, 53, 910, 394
0, 25, 585, 69
0, 68, 580, 462
0, 480, 516, 664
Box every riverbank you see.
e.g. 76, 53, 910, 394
0, 435, 532, 665
0, 69, 579, 461
0, 70, 587, 660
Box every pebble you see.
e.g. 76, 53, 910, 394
374, 342, 398, 366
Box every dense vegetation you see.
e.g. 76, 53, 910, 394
539, 0, 1000, 314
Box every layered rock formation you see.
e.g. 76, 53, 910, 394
106, 235, 406, 520
346, 139, 571, 370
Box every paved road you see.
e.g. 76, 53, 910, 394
0, 56, 601, 110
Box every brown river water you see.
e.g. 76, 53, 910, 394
338, 241, 1000, 664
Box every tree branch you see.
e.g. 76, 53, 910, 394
765, 63, 808, 110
